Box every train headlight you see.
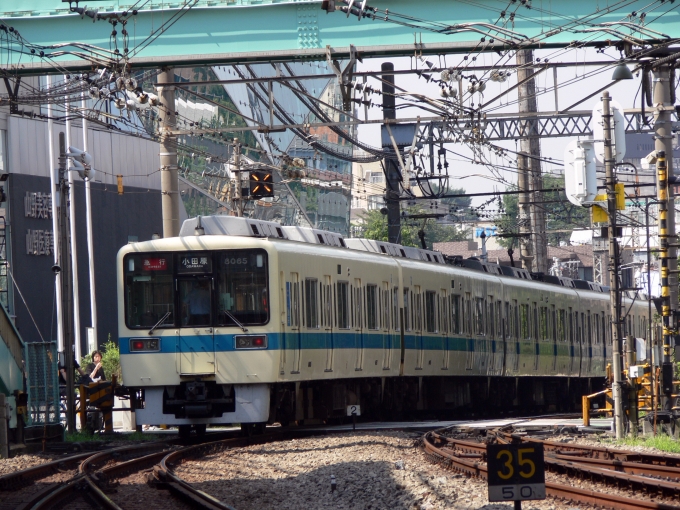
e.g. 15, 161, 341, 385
130, 338, 161, 352
234, 335, 268, 350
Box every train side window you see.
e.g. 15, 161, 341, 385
350, 285, 354, 328
496, 301, 502, 339
532, 304, 538, 341
414, 288, 422, 332
392, 287, 399, 331
383, 286, 390, 331
504, 302, 510, 339
354, 280, 363, 329
539, 306, 548, 341
474, 297, 485, 336
487, 298, 494, 340
463, 294, 471, 335
450, 295, 460, 334
551, 306, 556, 343
304, 278, 319, 329
440, 291, 448, 334
425, 291, 437, 333
557, 310, 565, 342
520, 304, 529, 339
336, 282, 349, 329
513, 301, 519, 339
403, 288, 410, 331
365, 284, 378, 330
289, 274, 300, 328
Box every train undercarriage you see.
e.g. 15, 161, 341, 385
269, 375, 605, 426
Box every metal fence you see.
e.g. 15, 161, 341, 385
25, 341, 60, 425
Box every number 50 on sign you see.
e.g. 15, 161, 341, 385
487, 443, 546, 502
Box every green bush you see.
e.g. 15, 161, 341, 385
80, 336, 121, 384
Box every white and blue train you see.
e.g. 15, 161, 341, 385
118, 215, 648, 434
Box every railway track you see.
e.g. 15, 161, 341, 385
6, 422, 680, 510
423, 429, 680, 510
0, 430, 329, 510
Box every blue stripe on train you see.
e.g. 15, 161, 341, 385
120, 332, 592, 358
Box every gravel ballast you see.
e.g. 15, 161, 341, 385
175, 431, 589, 510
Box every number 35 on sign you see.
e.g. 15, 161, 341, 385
487, 443, 546, 502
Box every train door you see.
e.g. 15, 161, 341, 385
353, 279, 363, 371
177, 275, 215, 375
286, 273, 302, 374
322, 276, 333, 372
381, 283, 391, 370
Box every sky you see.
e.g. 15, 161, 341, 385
355, 46, 644, 207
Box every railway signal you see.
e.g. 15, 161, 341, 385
250, 170, 274, 198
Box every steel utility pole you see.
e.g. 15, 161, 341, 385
653, 62, 677, 412
516, 49, 548, 273
382, 62, 402, 245
58, 132, 76, 434
64, 81, 81, 361
603, 91, 625, 439
81, 92, 97, 354
517, 150, 534, 271
157, 68, 180, 238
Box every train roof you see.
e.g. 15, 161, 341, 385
173, 216, 630, 297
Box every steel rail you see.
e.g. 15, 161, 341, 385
554, 454, 680, 480
22, 443, 169, 510
497, 431, 680, 466
423, 432, 680, 510
0, 451, 92, 490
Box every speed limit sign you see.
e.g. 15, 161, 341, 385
487, 443, 546, 503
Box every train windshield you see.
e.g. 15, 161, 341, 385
216, 250, 268, 326
124, 254, 175, 328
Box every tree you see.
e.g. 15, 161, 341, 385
496, 174, 590, 249
353, 208, 468, 250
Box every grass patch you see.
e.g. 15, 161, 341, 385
65, 431, 108, 443
125, 431, 162, 442
614, 434, 680, 453
65, 430, 163, 443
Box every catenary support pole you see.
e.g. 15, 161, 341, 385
81, 92, 97, 353
157, 68, 180, 237
653, 63, 677, 412
517, 150, 534, 271
382, 62, 402, 245
64, 79, 81, 361
58, 132, 76, 434
603, 91, 625, 439
46, 76, 63, 355
516, 49, 547, 273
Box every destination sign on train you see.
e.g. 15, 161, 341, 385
142, 257, 167, 271
178, 254, 212, 274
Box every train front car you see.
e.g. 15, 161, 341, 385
117, 234, 277, 434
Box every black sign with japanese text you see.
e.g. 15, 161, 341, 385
487, 443, 545, 502
177, 253, 213, 274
